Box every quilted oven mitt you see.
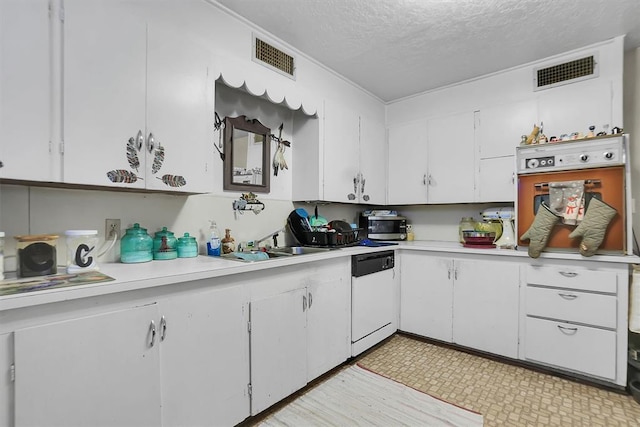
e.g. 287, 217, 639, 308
520, 202, 561, 258
568, 197, 617, 257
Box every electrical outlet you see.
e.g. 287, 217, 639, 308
105, 219, 121, 239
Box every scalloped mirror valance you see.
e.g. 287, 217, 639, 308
214, 68, 318, 116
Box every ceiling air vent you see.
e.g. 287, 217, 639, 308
533, 54, 598, 91
252, 35, 296, 80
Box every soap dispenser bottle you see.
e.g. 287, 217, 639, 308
207, 221, 221, 256
222, 228, 236, 254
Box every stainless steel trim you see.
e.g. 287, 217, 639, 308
368, 233, 405, 240
160, 315, 167, 341
149, 320, 156, 347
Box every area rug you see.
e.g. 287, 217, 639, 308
258, 364, 483, 426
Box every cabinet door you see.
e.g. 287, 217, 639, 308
452, 259, 520, 358
307, 277, 350, 381
0, 332, 12, 427
323, 100, 360, 203
159, 286, 249, 427
399, 253, 453, 342
478, 156, 516, 202
144, 24, 214, 193
537, 80, 612, 139
0, 0, 56, 181
359, 115, 387, 204
63, 0, 147, 189
14, 304, 161, 427
387, 120, 428, 204
250, 287, 307, 415
426, 111, 475, 203
478, 99, 537, 159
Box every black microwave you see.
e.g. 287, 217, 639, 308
359, 215, 407, 240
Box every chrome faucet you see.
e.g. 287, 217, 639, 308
255, 226, 287, 249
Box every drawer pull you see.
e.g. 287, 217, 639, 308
558, 271, 578, 278
558, 293, 578, 300
557, 325, 578, 335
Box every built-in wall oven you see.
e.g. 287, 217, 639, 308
516, 135, 632, 254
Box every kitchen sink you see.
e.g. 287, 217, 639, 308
268, 246, 335, 256
220, 246, 335, 262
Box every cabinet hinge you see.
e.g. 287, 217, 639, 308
247, 383, 252, 396
10, 364, 15, 382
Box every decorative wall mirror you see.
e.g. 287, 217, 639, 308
223, 115, 271, 193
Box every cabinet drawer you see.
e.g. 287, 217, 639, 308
524, 317, 616, 380
524, 265, 617, 293
526, 286, 617, 329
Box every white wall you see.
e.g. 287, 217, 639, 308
624, 47, 640, 237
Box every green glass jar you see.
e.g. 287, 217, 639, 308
153, 227, 177, 260
177, 232, 198, 258
120, 223, 153, 263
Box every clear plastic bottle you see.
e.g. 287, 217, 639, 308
207, 221, 221, 257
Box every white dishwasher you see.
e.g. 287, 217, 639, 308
351, 250, 396, 356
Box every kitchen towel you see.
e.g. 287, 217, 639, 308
549, 180, 585, 225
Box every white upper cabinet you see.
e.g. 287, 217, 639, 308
387, 119, 429, 205
426, 111, 475, 203
293, 100, 386, 204
322, 100, 361, 202
63, 0, 214, 193
537, 80, 613, 138
359, 115, 387, 205
478, 99, 538, 159
0, 0, 56, 181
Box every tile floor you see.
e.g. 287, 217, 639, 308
356, 334, 640, 426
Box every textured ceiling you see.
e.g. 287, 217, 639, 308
214, 0, 640, 102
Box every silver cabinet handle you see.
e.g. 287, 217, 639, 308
557, 325, 578, 335
147, 132, 155, 153
160, 315, 167, 341
454, 268, 458, 280
308, 292, 313, 309
447, 268, 451, 280
353, 176, 358, 193
511, 172, 515, 184
558, 293, 578, 300
149, 320, 157, 347
422, 174, 427, 185
302, 295, 307, 312
136, 130, 144, 151
427, 174, 433, 186
559, 271, 578, 278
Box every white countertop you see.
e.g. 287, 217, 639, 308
2, 241, 638, 312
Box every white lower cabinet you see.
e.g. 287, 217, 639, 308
159, 286, 249, 427
1, 333, 14, 427
452, 258, 520, 358
250, 286, 308, 416
249, 259, 351, 415
521, 263, 627, 385
9, 285, 249, 427
524, 317, 617, 380
14, 304, 163, 427
400, 251, 520, 359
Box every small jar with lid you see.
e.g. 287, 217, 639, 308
153, 227, 177, 260
120, 223, 153, 263
458, 217, 477, 244
177, 233, 198, 258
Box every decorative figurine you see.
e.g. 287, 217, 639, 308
587, 125, 595, 138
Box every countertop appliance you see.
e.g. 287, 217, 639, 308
516, 135, 631, 254
351, 250, 396, 356
359, 214, 407, 241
